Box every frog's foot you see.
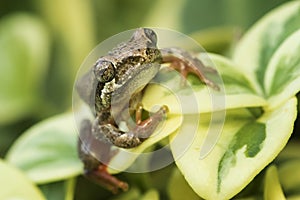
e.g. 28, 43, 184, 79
85, 164, 128, 194
161, 47, 220, 90
134, 105, 168, 139
93, 106, 168, 148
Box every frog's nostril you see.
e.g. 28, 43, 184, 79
94, 60, 116, 83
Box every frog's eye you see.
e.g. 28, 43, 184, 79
93, 60, 115, 83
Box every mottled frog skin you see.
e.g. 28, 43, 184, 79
76, 28, 218, 193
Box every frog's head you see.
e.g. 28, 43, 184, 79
93, 28, 159, 85
92, 28, 162, 110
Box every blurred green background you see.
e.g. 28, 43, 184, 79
0, 0, 295, 199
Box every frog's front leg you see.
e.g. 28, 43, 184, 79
93, 105, 168, 148
161, 47, 220, 90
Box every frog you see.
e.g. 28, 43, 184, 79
76, 28, 219, 193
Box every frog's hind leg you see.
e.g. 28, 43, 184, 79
78, 120, 128, 193
161, 47, 220, 90
84, 164, 128, 194
94, 105, 168, 148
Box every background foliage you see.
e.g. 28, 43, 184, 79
0, 0, 299, 199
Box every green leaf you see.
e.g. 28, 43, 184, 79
142, 0, 186, 30
142, 53, 266, 114
0, 159, 46, 200
233, 1, 300, 96
39, 179, 76, 200
35, 0, 96, 108
168, 168, 202, 200
0, 13, 50, 124
140, 189, 160, 200
107, 187, 156, 200
264, 29, 300, 109
218, 121, 266, 192
36, 0, 96, 74
6, 113, 82, 184
109, 187, 141, 200
39, 181, 65, 200
170, 97, 297, 199
278, 160, 300, 194
264, 165, 285, 200
190, 26, 238, 54
287, 195, 300, 200
276, 141, 300, 162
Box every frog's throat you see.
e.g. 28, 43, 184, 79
111, 62, 160, 105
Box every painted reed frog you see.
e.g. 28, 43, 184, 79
76, 28, 219, 193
